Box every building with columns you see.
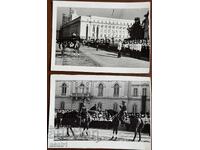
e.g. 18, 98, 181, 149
59, 9, 134, 41
55, 80, 150, 114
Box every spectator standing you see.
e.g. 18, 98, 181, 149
96, 39, 99, 51
74, 40, 80, 57
117, 39, 122, 58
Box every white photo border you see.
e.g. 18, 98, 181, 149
51, 1, 151, 73
48, 74, 151, 149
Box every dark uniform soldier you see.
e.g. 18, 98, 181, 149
80, 102, 88, 122
118, 101, 127, 124
90, 104, 97, 111
61, 42, 65, 56
56, 109, 63, 129
74, 40, 80, 57
96, 39, 100, 51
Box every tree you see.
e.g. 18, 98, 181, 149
127, 17, 144, 40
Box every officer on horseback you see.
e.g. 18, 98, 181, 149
79, 100, 91, 136
80, 101, 88, 122
118, 101, 127, 124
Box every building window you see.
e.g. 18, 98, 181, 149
60, 101, 65, 110
142, 88, 147, 96
113, 103, 118, 112
80, 83, 85, 94
133, 88, 138, 97
98, 83, 103, 96
113, 83, 119, 97
61, 83, 67, 95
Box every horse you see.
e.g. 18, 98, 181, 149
105, 109, 119, 140
107, 110, 144, 142
62, 110, 81, 137
80, 112, 93, 136
129, 115, 144, 142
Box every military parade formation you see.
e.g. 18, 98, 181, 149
54, 100, 150, 141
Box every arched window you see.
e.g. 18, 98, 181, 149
61, 83, 67, 95
60, 101, 65, 110
113, 83, 119, 97
113, 103, 118, 112
80, 83, 85, 94
98, 83, 103, 96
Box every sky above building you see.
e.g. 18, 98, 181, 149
56, 7, 149, 30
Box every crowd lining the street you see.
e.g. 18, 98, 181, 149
56, 36, 150, 61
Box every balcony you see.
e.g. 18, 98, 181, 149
70, 93, 93, 100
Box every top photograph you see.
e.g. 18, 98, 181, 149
50, 1, 151, 73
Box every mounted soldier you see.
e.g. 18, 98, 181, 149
79, 100, 91, 136
80, 102, 88, 122
118, 101, 127, 124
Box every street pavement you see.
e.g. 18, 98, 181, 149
54, 127, 151, 142
53, 127, 151, 150
80, 46, 150, 68
55, 45, 150, 68
55, 47, 100, 66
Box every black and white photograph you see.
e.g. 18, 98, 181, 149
48, 75, 151, 149
51, 1, 151, 73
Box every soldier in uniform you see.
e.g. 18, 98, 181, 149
118, 101, 127, 124
74, 40, 80, 57
90, 104, 97, 111
117, 39, 122, 58
80, 102, 88, 123
56, 109, 63, 129
96, 39, 100, 51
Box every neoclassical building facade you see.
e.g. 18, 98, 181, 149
59, 9, 134, 41
55, 80, 150, 114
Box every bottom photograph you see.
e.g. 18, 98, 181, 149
48, 75, 151, 150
